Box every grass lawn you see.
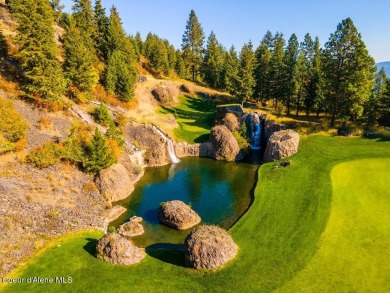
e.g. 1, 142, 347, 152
1, 135, 390, 292
158, 95, 216, 143
279, 158, 390, 292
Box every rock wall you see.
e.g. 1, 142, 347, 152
175, 141, 213, 158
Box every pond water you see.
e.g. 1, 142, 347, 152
112, 157, 259, 247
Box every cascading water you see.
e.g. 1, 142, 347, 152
248, 113, 263, 150
251, 123, 262, 150
152, 125, 180, 163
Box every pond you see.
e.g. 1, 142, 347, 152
112, 157, 259, 247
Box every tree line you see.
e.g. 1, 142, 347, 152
180, 10, 389, 127
1, 2, 389, 127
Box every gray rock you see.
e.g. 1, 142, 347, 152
117, 217, 144, 237
96, 163, 134, 203
158, 200, 201, 230
263, 129, 300, 162
96, 233, 145, 265
184, 225, 238, 270
210, 125, 242, 161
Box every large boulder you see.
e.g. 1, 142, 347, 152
96, 233, 146, 265
96, 163, 133, 203
151, 85, 179, 107
117, 216, 144, 237
158, 200, 201, 230
210, 125, 242, 161
263, 129, 300, 162
174, 142, 213, 158
184, 225, 238, 269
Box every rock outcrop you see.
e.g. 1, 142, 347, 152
263, 129, 300, 162
158, 200, 201, 230
96, 233, 145, 265
217, 105, 244, 120
179, 84, 192, 94
124, 124, 170, 167
184, 225, 238, 270
220, 112, 240, 132
175, 141, 213, 158
96, 163, 134, 203
210, 125, 242, 161
151, 85, 179, 107
117, 216, 144, 237
264, 120, 286, 140
101, 205, 127, 223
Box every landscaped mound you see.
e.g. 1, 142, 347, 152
96, 233, 145, 265
184, 225, 238, 269
158, 200, 201, 230
117, 216, 144, 237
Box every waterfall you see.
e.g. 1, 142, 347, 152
249, 113, 263, 150
152, 125, 180, 163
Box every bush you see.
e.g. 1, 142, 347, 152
0, 97, 28, 154
92, 103, 114, 127
27, 142, 64, 168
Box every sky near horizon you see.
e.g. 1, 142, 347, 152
61, 0, 390, 63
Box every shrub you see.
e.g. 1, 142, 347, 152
82, 128, 117, 174
0, 97, 28, 154
92, 103, 114, 127
27, 142, 64, 168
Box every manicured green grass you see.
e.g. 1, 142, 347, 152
279, 158, 390, 292
2, 135, 390, 293
158, 95, 216, 143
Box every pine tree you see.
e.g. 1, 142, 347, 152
10, 0, 64, 100
144, 33, 169, 74
72, 0, 97, 57
300, 33, 317, 115
237, 42, 256, 105
365, 68, 389, 126
323, 18, 376, 126
283, 34, 299, 115
268, 33, 286, 108
83, 128, 116, 174
295, 52, 307, 115
93, 0, 109, 60
307, 36, 325, 117
166, 41, 177, 74
182, 10, 205, 81
202, 31, 224, 89
175, 49, 187, 78
254, 32, 273, 103
49, 0, 64, 22
63, 19, 98, 93
105, 50, 137, 102
379, 79, 390, 126
134, 32, 143, 55
223, 46, 239, 95
0, 30, 8, 57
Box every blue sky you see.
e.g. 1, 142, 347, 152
61, 0, 390, 62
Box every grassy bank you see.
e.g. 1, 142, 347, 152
158, 95, 216, 143
2, 135, 389, 292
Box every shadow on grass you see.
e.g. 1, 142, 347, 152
194, 133, 210, 143
146, 243, 185, 267
83, 238, 98, 258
